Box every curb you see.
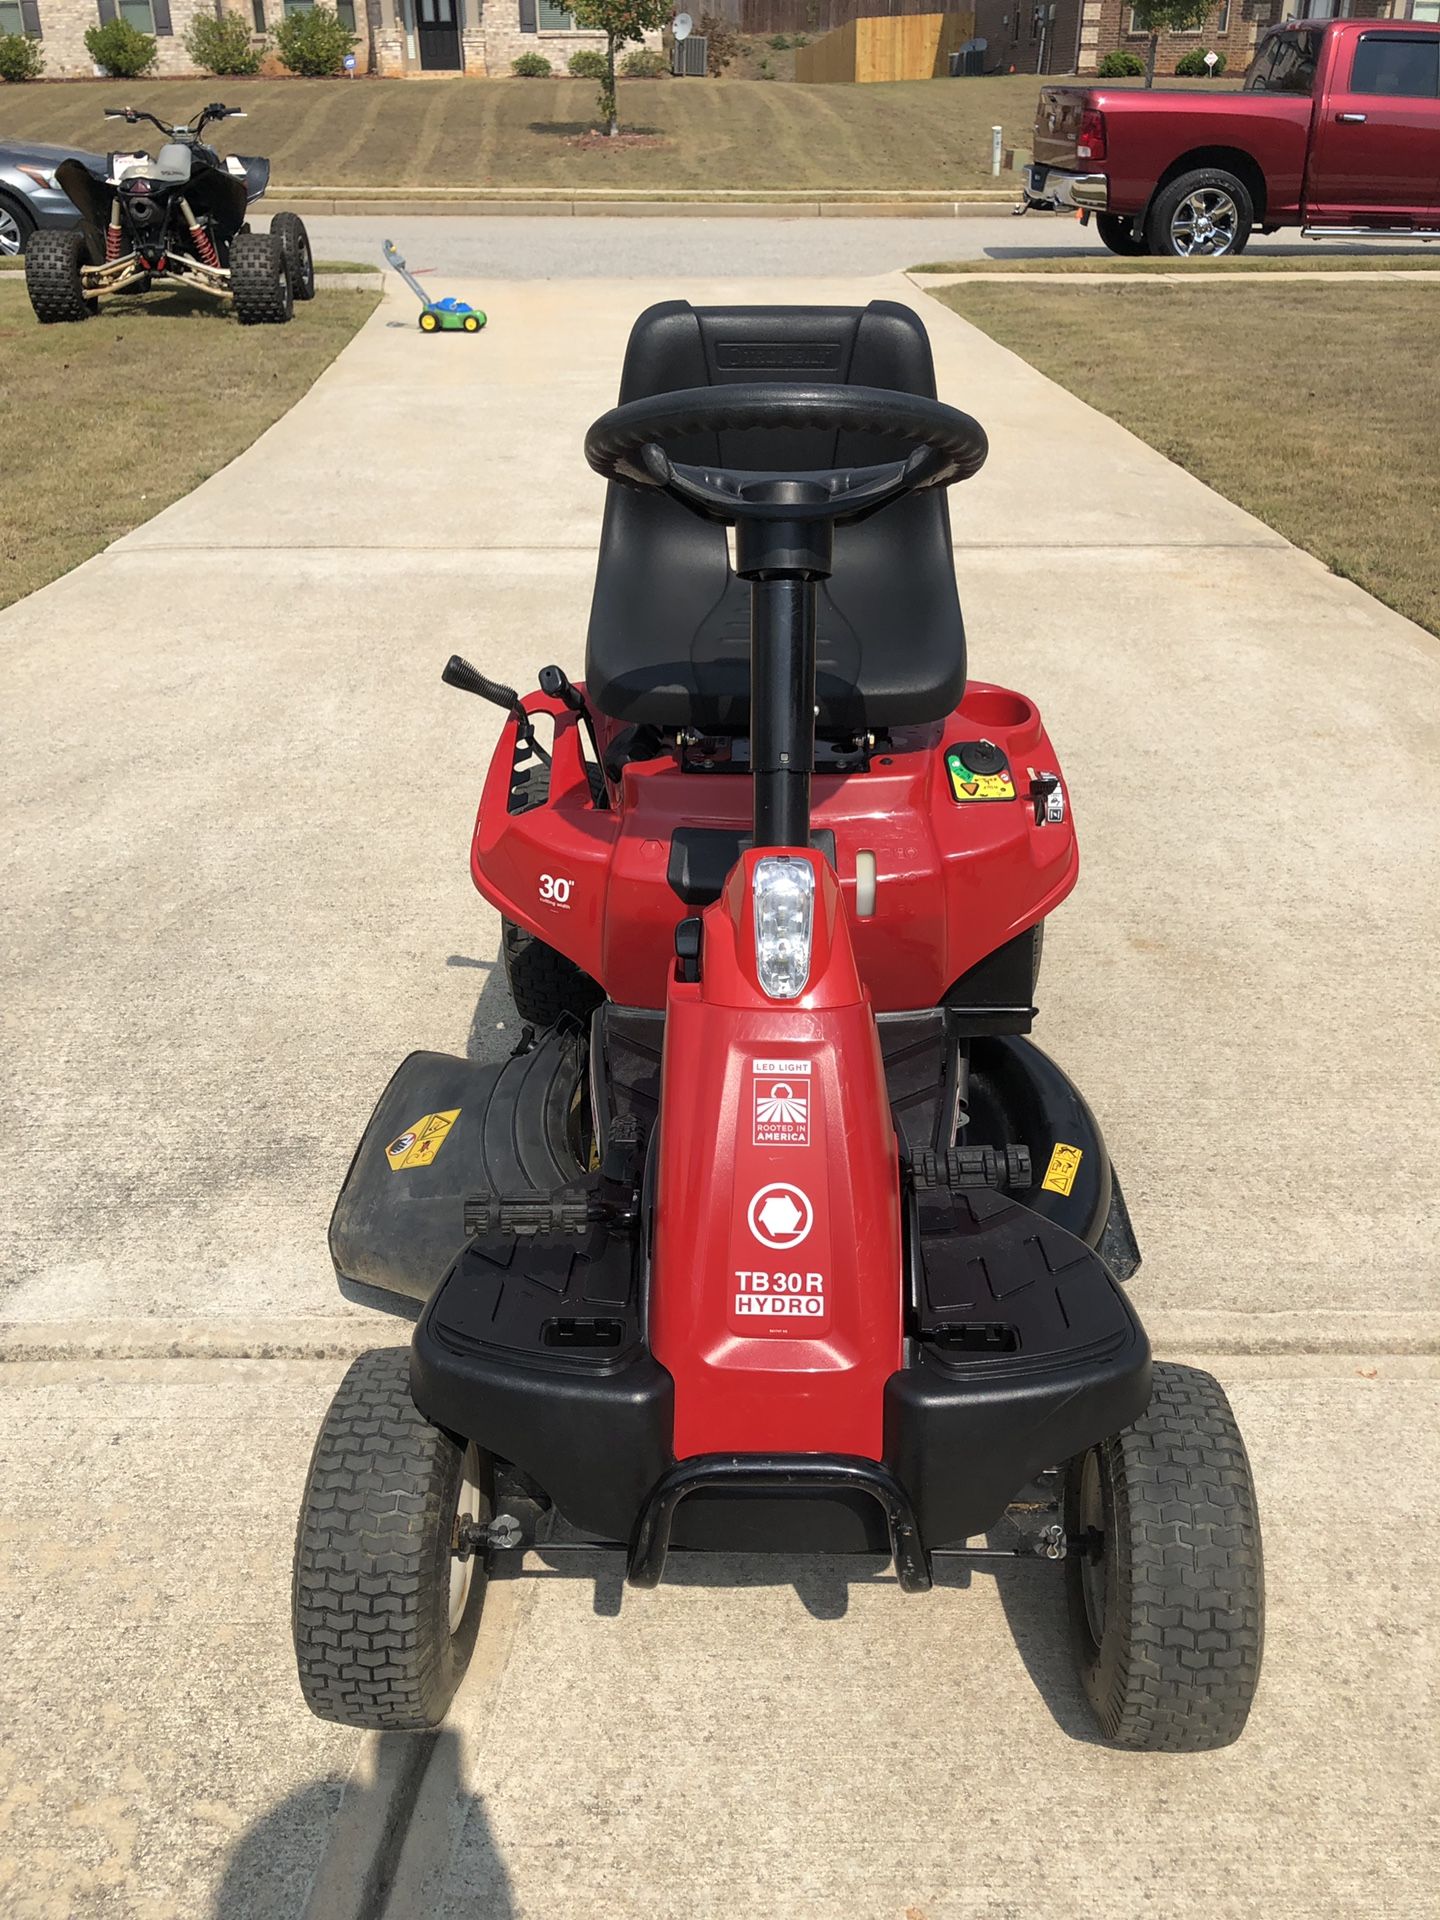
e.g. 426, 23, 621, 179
267, 196, 1023, 220
909, 268, 1440, 285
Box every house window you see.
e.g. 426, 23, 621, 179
251, 0, 265, 26
1409, 1, 1440, 22
0, 0, 30, 31
1216, 0, 1230, 31
538, 0, 578, 27
337, 0, 355, 25
118, 0, 155, 31
283, 0, 311, 11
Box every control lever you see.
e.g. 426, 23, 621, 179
538, 664, 608, 809
442, 654, 548, 763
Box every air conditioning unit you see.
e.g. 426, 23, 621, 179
672, 34, 708, 75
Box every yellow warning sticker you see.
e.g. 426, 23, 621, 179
952, 771, 1016, 802
385, 1109, 460, 1172
1041, 1142, 1083, 1197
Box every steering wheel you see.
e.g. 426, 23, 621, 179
584, 382, 987, 528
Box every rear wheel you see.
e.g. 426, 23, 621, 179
25, 227, 95, 324
270, 211, 315, 301
0, 192, 36, 259
1065, 1362, 1264, 1750
502, 919, 605, 1027
231, 229, 293, 325
1145, 169, 1253, 259
292, 1347, 491, 1730
1095, 213, 1148, 257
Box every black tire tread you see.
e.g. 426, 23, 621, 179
26, 227, 94, 324
231, 228, 292, 325
1068, 1361, 1264, 1751
1095, 213, 1148, 257
292, 1347, 484, 1731
270, 210, 315, 301
502, 918, 604, 1026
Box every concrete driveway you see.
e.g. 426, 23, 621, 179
2, 273, 1437, 1919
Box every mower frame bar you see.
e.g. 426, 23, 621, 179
626, 1453, 933, 1593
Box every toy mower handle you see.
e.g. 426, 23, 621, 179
584, 382, 988, 504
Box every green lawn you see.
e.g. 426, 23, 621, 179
0, 289, 378, 610
0, 73, 1211, 193
930, 281, 1440, 640
915, 252, 1440, 273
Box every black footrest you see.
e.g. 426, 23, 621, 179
912, 1143, 1032, 1192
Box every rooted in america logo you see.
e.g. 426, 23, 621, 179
752, 1058, 811, 1146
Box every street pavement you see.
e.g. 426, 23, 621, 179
298, 210, 1422, 279
2, 269, 1437, 1917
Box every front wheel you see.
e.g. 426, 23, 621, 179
231, 229, 293, 325
270, 211, 315, 301
1095, 213, 1148, 258
0, 191, 36, 259
1145, 169, 1253, 259
292, 1347, 492, 1730
1065, 1362, 1264, 1750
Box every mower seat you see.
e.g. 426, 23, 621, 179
584, 300, 967, 736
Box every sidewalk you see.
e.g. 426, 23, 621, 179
2, 273, 1437, 1917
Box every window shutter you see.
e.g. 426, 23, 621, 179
96, 0, 117, 24
519, 0, 536, 30
20, 0, 42, 33
152, 0, 173, 31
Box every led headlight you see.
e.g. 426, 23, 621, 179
753, 855, 815, 1000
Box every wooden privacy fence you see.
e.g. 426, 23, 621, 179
795, 9, 977, 82
705, 0, 972, 35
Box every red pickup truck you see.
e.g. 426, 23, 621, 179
1020, 18, 1440, 257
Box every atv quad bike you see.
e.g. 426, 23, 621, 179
25, 102, 312, 326
293, 300, 1265, 1751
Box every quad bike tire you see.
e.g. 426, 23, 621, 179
231, 229, 293, 326
1145, 168, 1253, 259
293, 1346, 492, 1730
502, 918, 605, 1027
270, 211, 315, 302
1065, 1361, 1264, 1751
1095, 214, 1148, 258
25, 228, 95, 325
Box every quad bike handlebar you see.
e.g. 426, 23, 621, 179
103, 103, 244, 138
584, 382, 988, 522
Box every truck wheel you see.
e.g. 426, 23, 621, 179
270, 211, 315, 301
0, 191, 36, 258
1065, 1362, 1264, 1751
502, 918, 605, 1027
1145, 169, 1253, 259
231, 229, 293, 325
25, 228, 95, 324
292, 1347, 492, 1730
1095, 214, 1148, 257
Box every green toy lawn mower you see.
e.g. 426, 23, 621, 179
383, 240, 486, 334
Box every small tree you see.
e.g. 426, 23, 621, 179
562, 0, 672, 138
699, 9, 738, 75
185, 11, 265, 76
1127, 0, 1212, 87
84, 16, 158, 78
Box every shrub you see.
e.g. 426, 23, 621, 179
184, 11, 264, 77
1174, 47, 1225, 76
768, 32, 788, 48
0, 30, 44, 81
1096, 49, 1144, 77
698, 10, 738, 75
792, 32, 808, 45
511, 50, 552, 75
757, 54, 776, 78
273, 4, 355, 77
620, 46, 666, 76
567, 46, 609, 78
84, 17, 157, 78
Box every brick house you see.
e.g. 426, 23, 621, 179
971, 0, 1438, 75
0, 0, 660, 80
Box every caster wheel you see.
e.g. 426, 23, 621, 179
1065, 1361, 1264, 1750
292, 1347, 492, 1730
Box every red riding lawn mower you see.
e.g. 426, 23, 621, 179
293, 300, 1264, 1750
